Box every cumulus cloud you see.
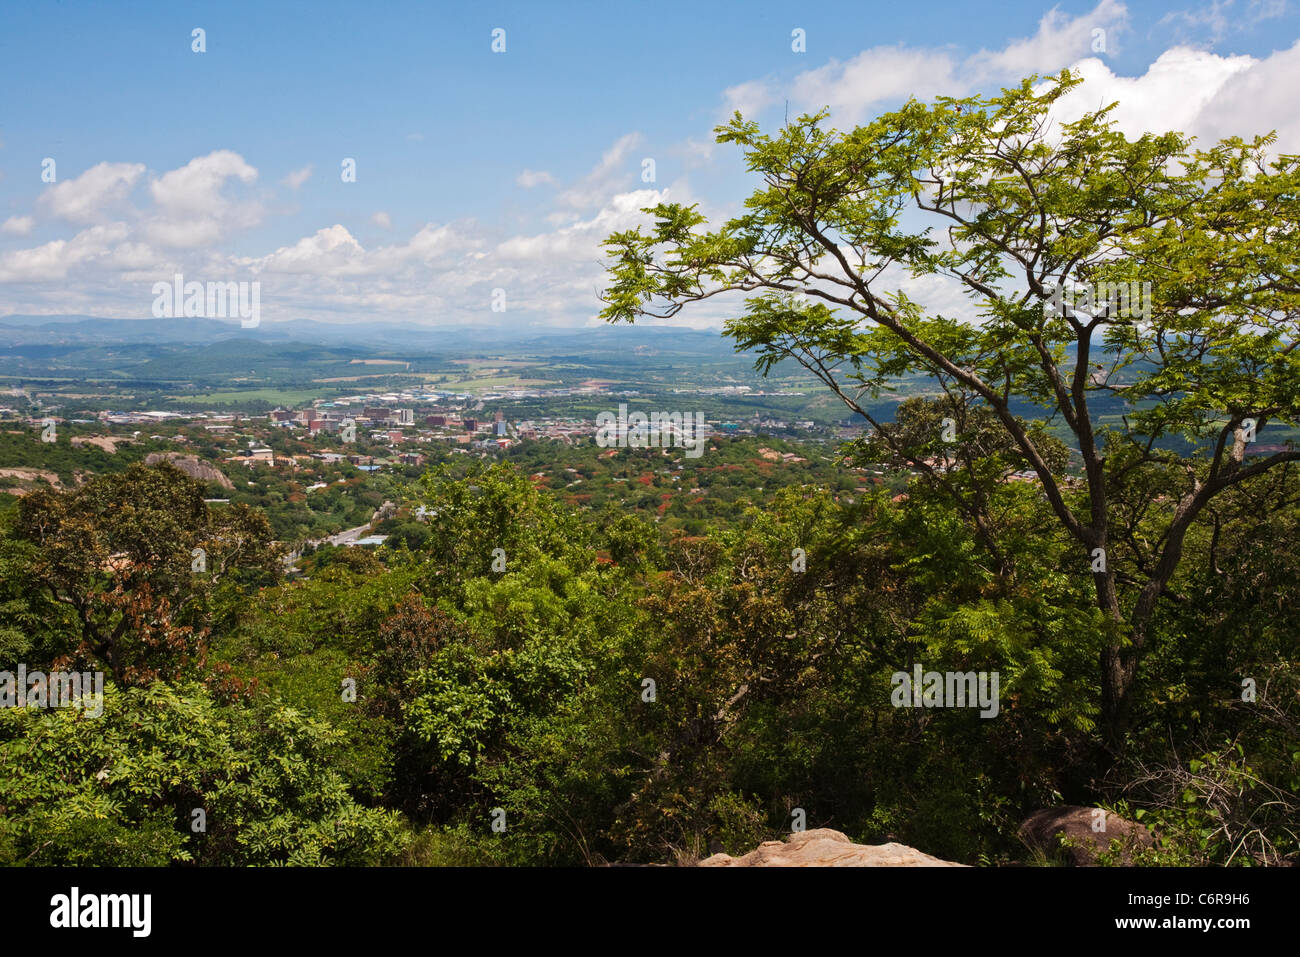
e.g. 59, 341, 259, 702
713, 2, 1300, 164
241, 220, 481, 287
204, 184, 673, 326
721, 80, 779, 120
1195, 38, 1300, 148
728, 0, 1129, 126
0, 151, 263, 296
1, 215, 34, 236
497, 188, 666, 263
143, 150, 261, 248
104, 241, 162, 272
0, 222, 129, 282
790, 47, 962, 125
1045, 42, 1299, 151
149, 150, 257, 214
175, 219, 490, 322
399, 223, 469, 264
968, 0, 1129, 83
254, 224, 368, 276
39, 162, 145, 223
5, 6, 1300, 327
492, 187, 673, 320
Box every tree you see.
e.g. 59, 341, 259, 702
600, 70, 1300, 751
14, 461, 280, 689
858, 394, 1069, 580
0, 682, 409, 866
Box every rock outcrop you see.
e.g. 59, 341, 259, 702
145, 453, 235, 490
1019, 806, 1154, 865
699, 828, 964, 867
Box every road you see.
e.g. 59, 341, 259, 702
323, 523, 373, 547
282, 522, 373, 567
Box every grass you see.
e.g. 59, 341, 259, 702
437, 375, 559, 392
176, 388, 331, 406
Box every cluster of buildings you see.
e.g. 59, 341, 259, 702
18, 381, 842, 486
266, 405, 415, 436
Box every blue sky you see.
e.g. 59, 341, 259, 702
1, 0, 1298, 327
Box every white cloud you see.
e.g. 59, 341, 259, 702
968, 0, 1129, 82
1160, 0, 1286, 44
189, 183, 675, 325
239, 220, 482, 288
104, 241, 162, 271
790, 48, 962, 126
400, 223, 467, 263
557, 133, 644, 210
497, 188, 666, 263
0, 222, 128, 282
0, 239, 72, 282
195, 219, 491, 321
673, 138, 716, 166
254, 224, 367, 276
39, 162, 145, 223
730, 0, 1129, 127
721, 80, 778, 120
516, 169, 557, 188
281, 164, 313, 190
1177, 39, 1300, 150
149, 150, 257, 214
1, 215, 34, 236
1045, 43, 1296, 150
144, 150, 261, 248
6, 6, 1300, 327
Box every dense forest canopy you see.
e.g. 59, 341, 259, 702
0, 72, 1296, 868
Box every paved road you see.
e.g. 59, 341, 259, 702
324, 523, 373, 547
282, 522, 372, 567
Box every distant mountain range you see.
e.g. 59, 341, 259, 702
0, 315, 739, 356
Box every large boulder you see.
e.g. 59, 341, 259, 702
699, 828, 964, 867
145, 452, 234, 490
1019, 806, 1154, 865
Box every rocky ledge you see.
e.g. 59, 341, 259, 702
699, 828, 965, 867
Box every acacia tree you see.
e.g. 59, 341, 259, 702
600, 71, 1300, 749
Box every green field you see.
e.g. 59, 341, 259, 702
176, 387, 332, 406
438, 375, 560, 391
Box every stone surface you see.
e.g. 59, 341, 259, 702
145, 452, 235, 490
698, 828, 965, 867
1019, 806, 1154, 865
